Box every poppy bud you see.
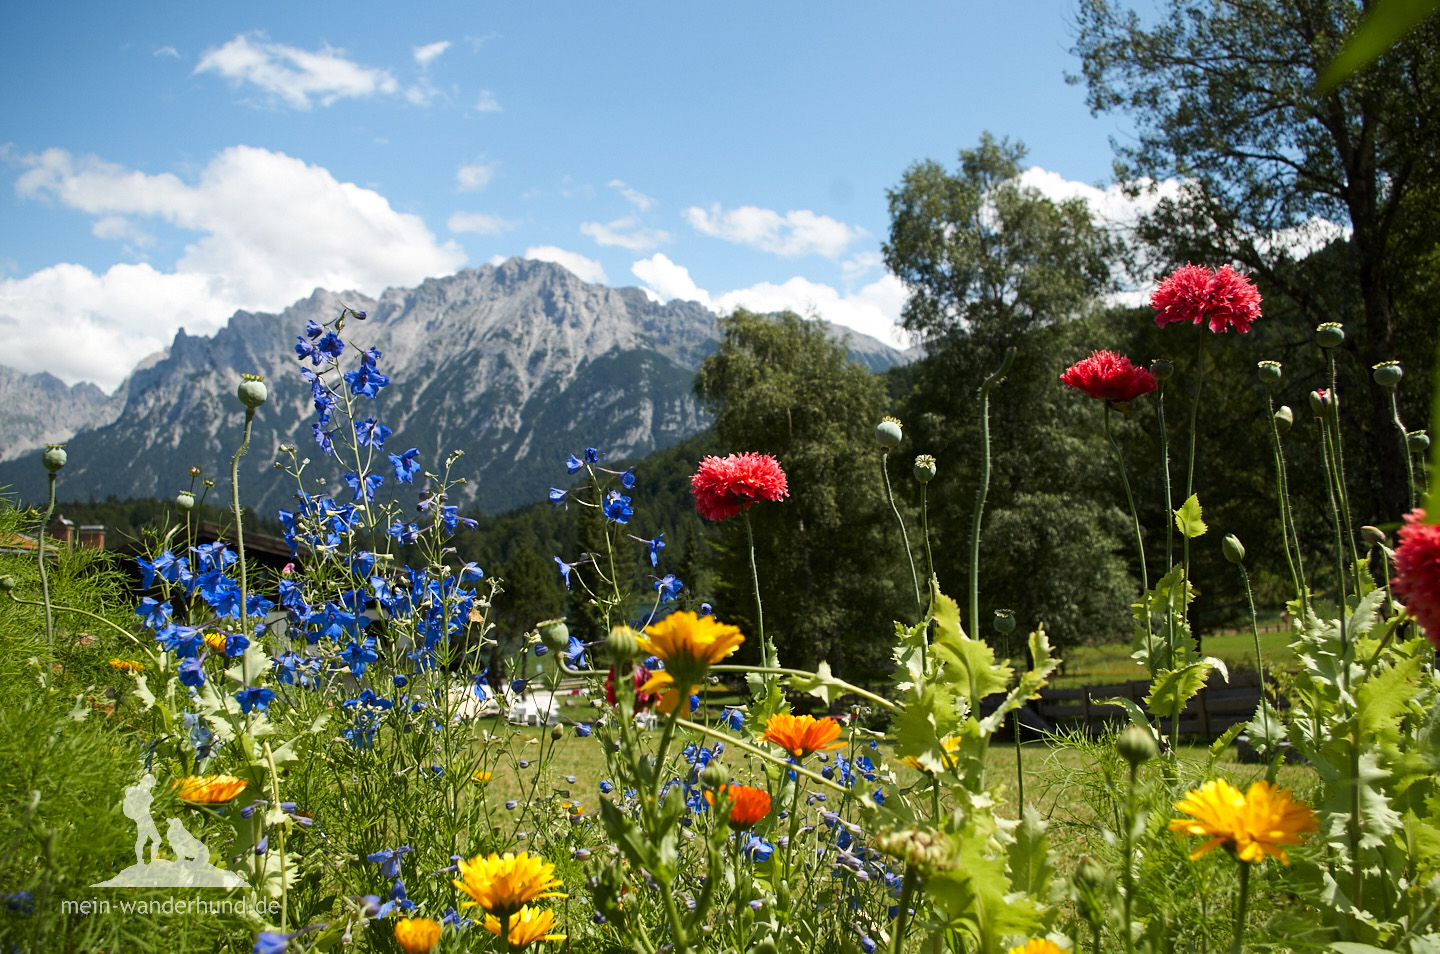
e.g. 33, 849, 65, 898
1222, 533, 1245, 565
700, 762, 729, 791
175, 491, 195, 512
551, 724, 564, 741
1409, 430, 1430, 454
1315, 322, 1344, 348
1361, 525, 1387, 546
607, 626, 640, 663
42, 444, 67, 473
874, 417, 903, 450
913, 454, 936, 484
0, 576, 15, 592
1274, 405, 1294, 435
992, 609, 1015, 635
1256, 361, 1281, 386
1149, 359, 1173, 381
1116, 726, 1159, 766
237, 374, 268, 409
1372, 361, 1403, 388
1074, 854, 1111, 889
538, 618, 570, 654
1308, 390, 1334, 418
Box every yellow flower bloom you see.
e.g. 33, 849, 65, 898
171, 775, 247, 804
1009, 941, 1066, 954
902, 734, 962, 771
203, 632, 228, 653
452, 852, 567, 917
472, 769, 493, 784
1168, 779, 1318, 865
483, 905, 566, 948
762, 713, 845, 758
393, 917, 442, 954
636, 611, 744, 713
108, 659, 144, 674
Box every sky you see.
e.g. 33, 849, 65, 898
0, 2, 1145, 392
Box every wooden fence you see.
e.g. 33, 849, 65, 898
1030, 670, 1272, 741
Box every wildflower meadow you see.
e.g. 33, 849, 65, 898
1, 252, 1438, 954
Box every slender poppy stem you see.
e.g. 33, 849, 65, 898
882, 449, 923, 614
970, 348, 1015, 636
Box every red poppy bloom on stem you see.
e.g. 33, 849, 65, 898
690, 453, 789, 521
1151, 264, 1263, 334
1393, 508, 1440, 648
1060, 351, 1157, 406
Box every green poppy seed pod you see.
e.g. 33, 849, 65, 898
1315, 322, 1345, 348
913, 454, 936, 484
1274, 405, 1294, 435
700, 761, 729, 791
1372, 361, 1403, 388
1361, 525, 1388, 547
607, 625, 641, 663
874, 417, 903, 450
175, 491, 195, 513
237, 373, 268, 409
751, 940, 779, 954
992, 609, 1016, 635
1149, 359, 1173, 381
1409, 430, 1430, 454
41, 444, 67, 473
1222, 533, 1245, 565
1256, 361, 1282, 387
0, 575, 15, 593
538, 618, 570, 654
1115, 725, 1159, 766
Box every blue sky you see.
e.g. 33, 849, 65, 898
0, 2, 1139, 390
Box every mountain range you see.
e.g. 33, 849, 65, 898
0, 259, 911, 516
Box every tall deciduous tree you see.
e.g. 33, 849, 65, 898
1072, 0, 1440, 518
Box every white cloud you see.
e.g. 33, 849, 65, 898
194, 34, 398, 110
90, 215, 154, 247
413, 41, 450, 67
524, 246, 607, 284
631, 254, 911, 350
607, 179, 654, 212
683, 203, 866, 258
448, 211, 518, 235
4, 145, 466, 389
153, 46, 179, 58
580, 217, 670, 251
474, 89, 502, 112
487, 253, 507, 267
456, 158, 497, 191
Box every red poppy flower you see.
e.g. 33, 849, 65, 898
1151, 264, 1262, 334
1060, 351, 1158, 406
690, 453, 789, 521
1393, 508, 1440, 649
605, 664, 661, 711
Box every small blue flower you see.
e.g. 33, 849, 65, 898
554, 555, 579, 590
654, 574, 683, 602
135, 597, 172, 631
316, 331, 344, 359
584, 447, 600, 463
178, 656, 206, 688
602, 491, 633, 524
721, 707, 745, 731
548, 487, 569, 508
389, 447, 422, 484
252, 931, 291, 954
565, 453, 584, 474
367, 845, 413, 880
699, 602, 713, 617
621, 468, 636, 489
354, 418, 392, 448
311, 422, 336, 456
460, 562, 484, 584
236, 686, 275, 713
599, 780, 614, 794
343, 472, 385, 502
341, 639, 380, 677
574, 722, 593, 737
742, 835, 775, 863
304, 319, 323, 339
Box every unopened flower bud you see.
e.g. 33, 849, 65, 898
1074, 854, 1110, 890
237, 374, 268, 409
42, 445, 67, 473
1149, 359, 1173, 381
607, 626, 640, 663
700, 762, 729, 791
573, 848, 591, 861
538, 618, 570, 654
1372, 361, 1403, 388
1361, 525, 1387, 546
992, 609, 1015, 635
1222, 533, 1245, 565
188, 466, 201, 477
1256, 361, 1282, 386
0, 575, 15, 592
175, 491, 195, 512
551, 724, 564, 741
1309, 389, 1333, 418
1274, 405, 1294, 435
1116, 725, 1159, 766
1408, 430, 1430, 454
1315, 322, 1344, 348
874, 417, 903, 450
913, 454, 936, 484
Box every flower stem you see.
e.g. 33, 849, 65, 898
1389, 389, 1417, 511
4, 592, 153, 657
741, 510, 775, 688
1122, 761, 1138, 954
1265, 392, 1308, 614
889, 864, 920, 954
970, 347, 1015, 637
1183, 334, 1206, 663
1238, 563, 1276, 782
1156, 382, 1176, 671
38, 471, 56, 646
231, 407, 255, 685
1326, 351, 1362, 589
1106, 404, 1153, 656
1231, 860, 1250, 954
1007, 631, 1025, 815
883, 450, 922, 614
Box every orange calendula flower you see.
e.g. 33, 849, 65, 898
763, 713, 845, 758
1168, 779, 1318, 865
1009, 941, 1066, 954
171, 775, 247, 804
636, 611, 744, 714
483, 904, 566, 948
705, 784, 772, 830
453, 852, 567, 917
393, 917, 442, 954
108, 659, 144, 674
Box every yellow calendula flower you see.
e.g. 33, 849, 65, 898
1009, 941, 1066, 954
452, 852, 566, 917
472, 769, 493, 784
108, 659, 144, 674
203, 632, 228, 653
902, 734, 962, 771
762, 713, 845, 758
171, 775, 247, 804
483, 904, 566, 948
636, 611, 744, 714
393, 917, 442, 954
1168, 779, 1318, 865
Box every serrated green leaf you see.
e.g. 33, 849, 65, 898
1174, 494, 1207, 539
1144, 662, 1213, 722
977, 626, 1060, 737
1357, 653, 1422, 746
788, 661, 847, 706
1007, 806, 1055, 899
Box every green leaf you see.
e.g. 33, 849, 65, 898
1357, 653, 1422, 746
1174, 494, 1207, 539
788, 661, 848, 706
1144, 662, 1214, 722
1097, 696, 1156, 736
1318, 0, 1440, 91
977, 626, 1060, 737
1244, 698, 1287, 757
1007, 805, 1056, 900
68, 690, 91, 722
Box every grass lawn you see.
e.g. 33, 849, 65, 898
1049, 626, 1296, 688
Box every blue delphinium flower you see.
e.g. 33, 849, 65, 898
574, 722, 593, 737
135, 597, 172, 630
341, 638, 380, 677
178, 656, 206, 688
621, 468, 636, 489
460, 562, 484, 585
471, 670, 490, 699
563, 636, 587, 668
602, 491, 633, 524
316, 331, 344, 359
236, 686, 275, 713
565, 453, 584, 474
354, 418, 392, 448
721, 707, 745, 731
252, 931, 292, 954
654, 574, 683, 602
548, 487, 569, 509
742, 835, 775, 862
584, 447, 600, 463
304, 319, 324, 339
367, 846, 414, 879
440, 907, 473, 929
343, 472, 385, 502
389, 448, 422, 483
554, 555, 581, 590
344, 358, 390, 398
295, 336, 320, 365
311, 422, 337, 456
